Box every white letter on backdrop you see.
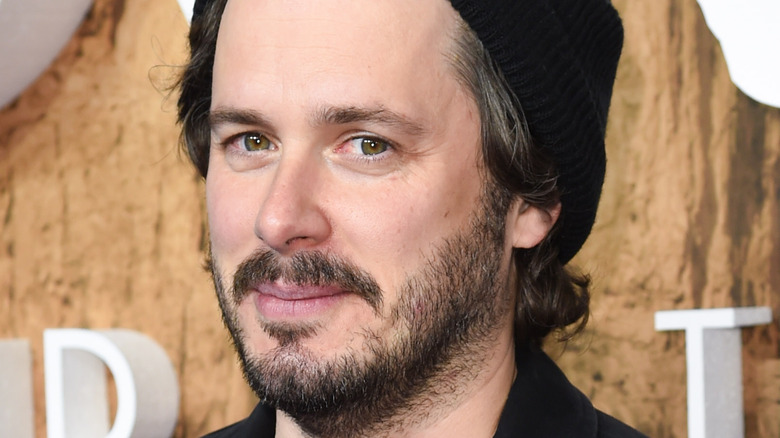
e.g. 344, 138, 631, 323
696, 0, 780, 108
655, 306, 772, 438
44, 329, 179, 438
178, 0, 195, 23
0, 339, 34, 438
0, 0, 94, 108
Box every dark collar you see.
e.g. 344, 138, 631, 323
208, 343, 598, 437
494, 342, 597, 437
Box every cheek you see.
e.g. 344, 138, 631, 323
332, 169, 482, 285
206, 173, 259, 258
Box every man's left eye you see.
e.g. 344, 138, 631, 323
350, 137, 390, 156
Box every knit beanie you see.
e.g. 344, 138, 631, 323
191, 0, 624, 263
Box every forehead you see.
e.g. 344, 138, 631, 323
213, 0, 465, 114
219, 0, 456, 43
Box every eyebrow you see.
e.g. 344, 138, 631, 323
209, 107, 271, 130
209, 105, 426, 137
314, 105, 427, 137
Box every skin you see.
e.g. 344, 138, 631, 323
207, 0, 558, 436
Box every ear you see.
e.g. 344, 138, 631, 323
507, 200, 561, 249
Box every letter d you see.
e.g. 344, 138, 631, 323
44, 329, 179, 438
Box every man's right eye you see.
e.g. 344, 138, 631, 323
241, 133, 273, 151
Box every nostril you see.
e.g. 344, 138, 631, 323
284, 236, 307, 247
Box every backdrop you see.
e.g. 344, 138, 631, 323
1, 0, 778, 436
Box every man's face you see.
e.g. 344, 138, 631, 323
207, 0, 519, 433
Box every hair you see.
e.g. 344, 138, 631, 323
177, 0, 226, 177
176, 0, 590, 345
446, 19, 591, 345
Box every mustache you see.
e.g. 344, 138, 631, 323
227, 249, 384, 314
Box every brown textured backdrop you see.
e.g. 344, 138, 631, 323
0, 0, 778, 436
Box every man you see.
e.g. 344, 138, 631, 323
177, 0, 646, 436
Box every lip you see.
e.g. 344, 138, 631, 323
251, 282, 347, 320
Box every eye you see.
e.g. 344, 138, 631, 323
350, 137, 390, 156
241, 133, 274, 151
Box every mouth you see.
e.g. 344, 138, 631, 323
251, 281, 349, 320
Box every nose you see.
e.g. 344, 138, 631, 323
254, 154, 331, 254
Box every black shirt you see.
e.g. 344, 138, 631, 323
203, 343, 647, 437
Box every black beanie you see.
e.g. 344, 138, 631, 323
447, 0, 623, 263
191, 0, 623, 263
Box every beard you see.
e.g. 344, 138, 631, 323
211, 185, 514, 438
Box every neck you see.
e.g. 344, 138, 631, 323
274, 326, 517, 438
